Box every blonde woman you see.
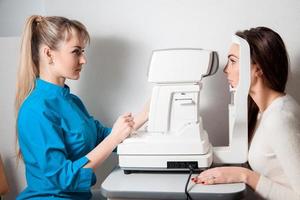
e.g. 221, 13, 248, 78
16, 15, 148, 199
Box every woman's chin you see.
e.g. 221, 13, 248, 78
68, 74, 80, 80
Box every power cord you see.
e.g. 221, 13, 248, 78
185, 165, 194, 200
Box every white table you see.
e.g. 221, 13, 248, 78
101, 168, 246, 200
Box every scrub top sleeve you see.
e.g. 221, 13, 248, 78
18, 108, 94, 192
95, 120, 112, 144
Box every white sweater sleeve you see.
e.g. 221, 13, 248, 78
257, 175, 300, 200
255, 110, 300, 200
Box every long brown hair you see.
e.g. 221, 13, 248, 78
15, 15, 90, 158
236, 27, 289, 141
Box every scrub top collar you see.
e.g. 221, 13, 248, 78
35, 78, 70, 97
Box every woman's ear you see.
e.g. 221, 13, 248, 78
253, 64, 263, 77
42, 45, 54, 64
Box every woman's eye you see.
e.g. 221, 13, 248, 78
72, 49, 80, 55
72, 49, 84, 56
230, 59, 236, 64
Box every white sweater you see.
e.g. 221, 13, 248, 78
248, 95, 300, 200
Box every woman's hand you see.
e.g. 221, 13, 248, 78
110, 113, 135, 144
192, 166, 250, 185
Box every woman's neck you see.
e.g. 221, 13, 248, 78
250, 83, 284, 112
39, 69, 65, 87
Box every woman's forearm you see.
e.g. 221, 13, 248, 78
133, 100, 150, 131
84, 134, 119, 170
133, 110, 148, 130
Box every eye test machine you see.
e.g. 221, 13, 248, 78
101, 36, 250, 200
117, 35, 250, 173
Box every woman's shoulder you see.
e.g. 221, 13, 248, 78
260, 95, 300, 151
281, 94, 300, 111
266, 94, 300, 116
263, 94, 300, 132
19, 91, 44, 113
18, 90, 62, 120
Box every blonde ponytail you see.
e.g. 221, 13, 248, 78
15, 16, 40, 159
15, 15, 40, 116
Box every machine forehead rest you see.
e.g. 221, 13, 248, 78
148, 49, 218, 84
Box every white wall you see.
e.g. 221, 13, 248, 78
0, 0, 45, 36
0, 37, 26, 200
1, 0, 300, 199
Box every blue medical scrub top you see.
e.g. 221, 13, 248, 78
17, 78, 112, 200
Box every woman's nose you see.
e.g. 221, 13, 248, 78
80, 54, 87, 64
223, 63, 228, 74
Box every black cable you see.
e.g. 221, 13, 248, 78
185, 165, 194, 200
